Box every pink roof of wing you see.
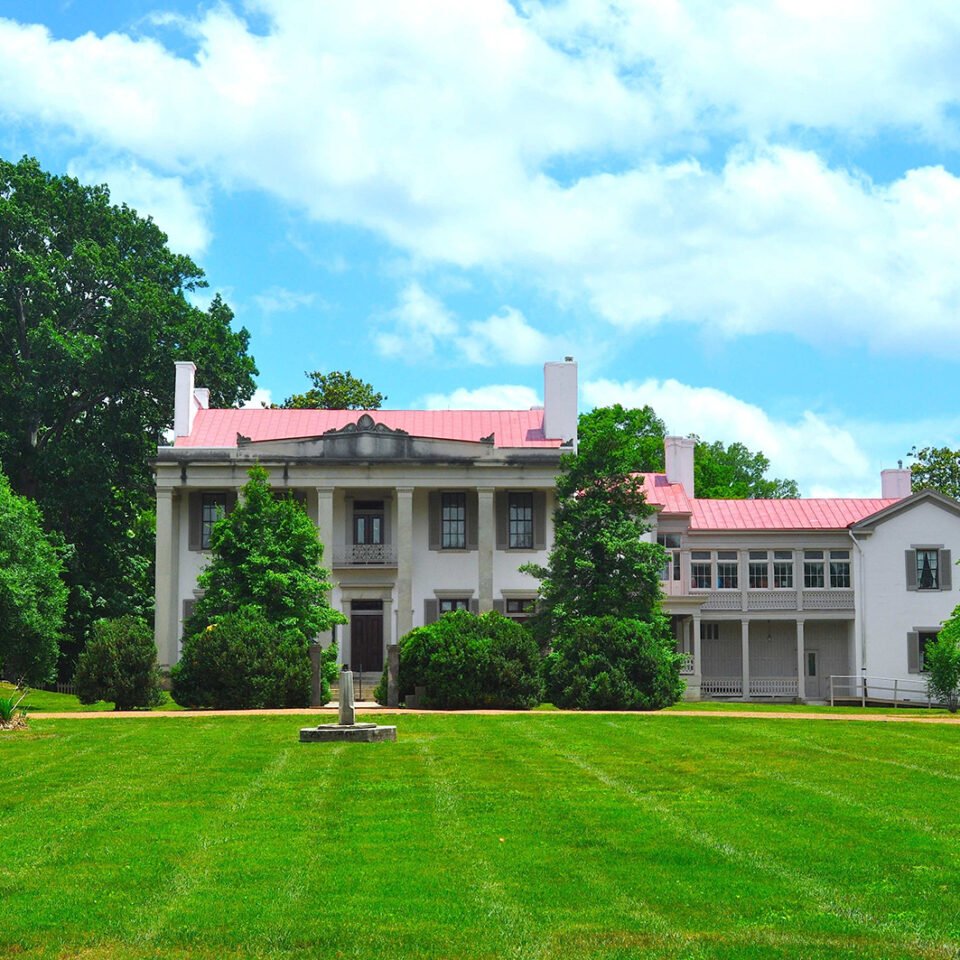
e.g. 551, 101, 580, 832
173, 408, 561, 449
639, 474, 898, 530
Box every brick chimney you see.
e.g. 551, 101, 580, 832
542, 357, 578, 448
665, 436, 695, 498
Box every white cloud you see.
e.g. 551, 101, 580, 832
376, 282, 457, 358
253, 287, 316, 314
243, 387, 274, 409
423, 384, 542, 410
462, 307, 558, 366
5, 4, 960, 353
583, 376, 877, 497
66, 158, 211, 257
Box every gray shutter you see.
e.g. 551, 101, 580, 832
533, 491, 547, 550
424, 599, 439, 625
940, 550, 952, 590
428, 492, 440, 550
493, 599, 506, 614
905, 550, 918, 591
907, 631, 920, 673
495, 492, 508, 550
466, 491, 478, 551
188, 493, 202, 551
469, 599, 479, 614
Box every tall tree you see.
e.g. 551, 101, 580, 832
279, 370, 385, 409
0, 156, 257, 657
909, 446, 960, 499
576, 404, 798, 498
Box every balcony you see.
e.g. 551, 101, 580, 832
332, 544, 398, 568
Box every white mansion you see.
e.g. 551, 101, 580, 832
154, 360, 960, 702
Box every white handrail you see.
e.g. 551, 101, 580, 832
829, 675, 934, 708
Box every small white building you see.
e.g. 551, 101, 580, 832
153, 359, 960, 703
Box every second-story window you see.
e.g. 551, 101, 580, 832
353, 500, 384, 545
830, 550, 851, 588
657, 533, 681, 581
716, 551, 738, 589
508, 493, 534, 549
804, 550, 825, 588
748, 551, 769, 588
201, 493, 228, 549
691, 551, 712, 589
773, 551, 794, 588
917, 549, 940, 589
441, 493, 466, 549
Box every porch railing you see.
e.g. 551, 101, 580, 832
332, 544, 398, 567
678, 653, 694, 675
701, 677, 799, 698
829, 675, 934, 708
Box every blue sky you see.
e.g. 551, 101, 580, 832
2, 0, 960, 496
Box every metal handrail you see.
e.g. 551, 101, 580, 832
829, 675, 934, 708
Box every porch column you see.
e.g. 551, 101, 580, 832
477, 487, 495, 612
154, 488, 179, 669
396, 487, 414, 636
795, 619, 806, 702
741, 619, 750, 700
692, 613, 702, 678
316, 487, 335, 562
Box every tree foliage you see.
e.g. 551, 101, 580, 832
0, 466, 67, 685
926, 614, 960, 713
576, 404, 798, 498
187, 466, 345, 642
0, 156, 257, 656
73, 615, 164, 710
909, 446, 960, 499
523, 424, 667, 640
279, 370, 385, 410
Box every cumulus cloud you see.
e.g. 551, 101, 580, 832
243, 388, 274, 409
376, 282, 457, 359
66, 158, 211, 257
423, 384, 542, 410
583, 376, 877, 497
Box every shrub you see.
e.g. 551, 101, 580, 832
397, 610, 543, 709
925, 620, 960, 713
542, 615, 685, 710
171, 605, 311, 709
73, 616, 164, 710
0, 683, 28, 729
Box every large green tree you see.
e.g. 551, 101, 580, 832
576, 404, 798, 498
278, 370, 384, 409
0, 466, 68, 685
0, 156, 257, 657
908, 446, 960, 498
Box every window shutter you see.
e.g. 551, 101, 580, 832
188, 493, 202, 551
424, 599, 439, 625
905, 550, 918, 591
469, 599, 480, 614
428, 492, 440, 550
533, 491, 547, 550
466, 492, 478, 551
495, 492, 508, 550
907, 631, 920, 673
493, 599, 506, 614
941, 550, 952, 590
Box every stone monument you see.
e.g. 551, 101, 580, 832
300, 664, 397, 743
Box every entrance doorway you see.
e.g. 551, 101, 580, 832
350, 600, 384, 672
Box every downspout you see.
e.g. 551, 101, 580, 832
848, 530, 867, 679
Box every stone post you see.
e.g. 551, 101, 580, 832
339, 666, 356, 726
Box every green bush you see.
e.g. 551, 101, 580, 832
73, 616, 164, 710
925, 618, 960, 712
171, 605, 311, 709
542, 615, 685, 710
397, 610, 543, 709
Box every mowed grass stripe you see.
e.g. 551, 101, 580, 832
518, 716, 959, 958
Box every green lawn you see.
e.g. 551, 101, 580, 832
1, 681, 182, 713
3, 714, 959, 959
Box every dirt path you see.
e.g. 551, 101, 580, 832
25, 705, 960, 723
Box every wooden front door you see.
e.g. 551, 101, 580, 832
350, 604, 384, 672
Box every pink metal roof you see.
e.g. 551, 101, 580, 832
174, 408, 561, 449
639, 473, 898, 530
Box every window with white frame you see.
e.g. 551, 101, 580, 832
657, 533, 681, 582
700, 622, 720, 641
441, 492, 466, 549
439, 598, 471, 614
773, 551, 794, 588
917, 549, 939, 590
748, 551, 769, 589
716, 551, 738, 589
803, 550, 825, 589
691, 551, 712, 589
829, 550, 851, 588
508, 493, 534, 549
201, 492, 228, 550
504, 598, 536, 624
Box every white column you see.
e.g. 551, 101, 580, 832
692, 613, 702, 679
154, 488, 179, 669
741, 619, 750, 700
796, 619, 806, 702
316, 487, 335, 562
396, 487, 414, 636
477, 487, 495, 612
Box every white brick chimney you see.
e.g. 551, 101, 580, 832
881, 466, 912, 499
665, 436, 696, 498
174, 361, 197, 438
542, 357, 578, 448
